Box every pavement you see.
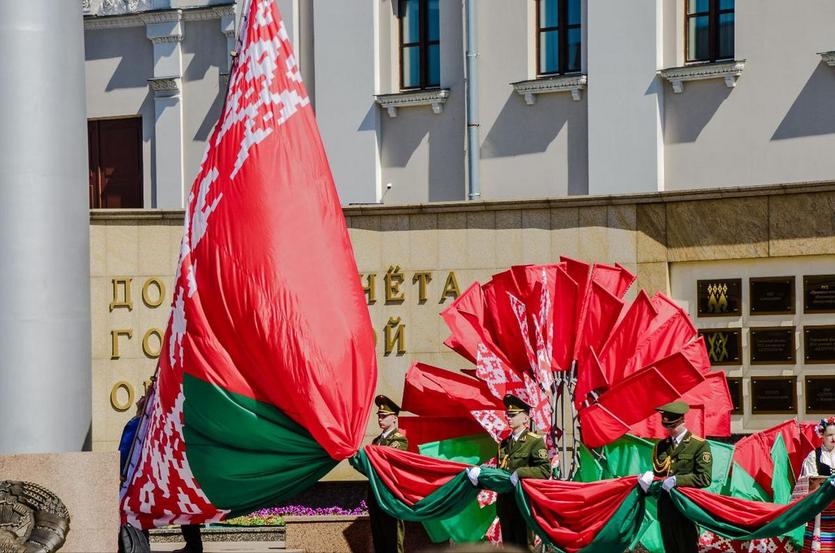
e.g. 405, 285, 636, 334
151, 543, 302, 552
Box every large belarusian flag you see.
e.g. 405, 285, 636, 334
120, 0, 376, 527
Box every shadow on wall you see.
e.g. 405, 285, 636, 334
85, 28, 153, 92
380, 104, 466, 202
481, 91, 588, 196
772, 62, 835, 141
663, 79, 731, 144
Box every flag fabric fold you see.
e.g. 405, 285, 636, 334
121, 0, 376, 528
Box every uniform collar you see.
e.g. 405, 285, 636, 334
672, 428, 689, 446
511, 428, 527, 442
381, 427, 397, 440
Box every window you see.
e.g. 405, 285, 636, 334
88, 118, 143, 208
536, 0, 581, 76
686, 0, 734, 63
399, 0, 440, 90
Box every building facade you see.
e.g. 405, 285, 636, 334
84, 0, 835, 207
83, 1, 835, 480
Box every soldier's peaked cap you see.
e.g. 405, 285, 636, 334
375, 395, 400, 415
503, 394, 531, 414
655, 401, 689, 417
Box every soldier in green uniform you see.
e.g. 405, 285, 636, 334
495, 394, 550, 549
367, 395, 408, 553
641, 401, 712, 553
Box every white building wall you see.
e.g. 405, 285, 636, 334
312, 2, 380, 205
587, 0, 664, 195
663, 0, 835, 190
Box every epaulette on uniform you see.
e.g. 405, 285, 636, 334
690, 434, 705, 442
527, 431, 541, 439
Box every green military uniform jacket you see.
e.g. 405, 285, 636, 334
498, 430, 550, 479
373, 429, 408, 450
652, 430, 712, 488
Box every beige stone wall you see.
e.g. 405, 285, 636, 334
91, 182, 835, 478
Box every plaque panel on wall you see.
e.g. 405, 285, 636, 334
806, 376, 835, 414
750, 276, 795, 315
804, 325, 835, 364
697, 279, 741, 317
726, 377, 743, 415
804, 275, 835, 314
750, 327, 795, 365
751, 376, 797, 414
698, 328, 742, 365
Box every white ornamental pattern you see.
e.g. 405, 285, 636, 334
122, 0, 312, 527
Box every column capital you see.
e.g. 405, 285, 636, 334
144, 9, 183, 44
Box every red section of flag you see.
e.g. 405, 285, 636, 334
402, 362, 502, 417
521, 476, 638, 553
397, 416, 487, 453
364, 445, 467, 506
121, 0, 375, 527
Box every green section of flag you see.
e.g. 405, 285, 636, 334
182, 373, 337, 516
771, 433, 805, 546
418, 434, 497, 543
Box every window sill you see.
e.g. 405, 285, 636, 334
374, 89, 450, 118
819, 51, 835, 67
658, 60, 745, 93
511, 74, 587, 104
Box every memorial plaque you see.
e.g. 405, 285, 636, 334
750, 327, 795, 365
806, 376, 835, 414
697, 279, 741, 317
751, 377, 796, 414
698, 328, 742, 365
804, 325, 835, 364
750, 276, 795, 315
804, 275, 835, 314
726, 377, 743, 414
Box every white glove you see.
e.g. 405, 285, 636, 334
638, 471, 654, 492
510, 470, 519, 487
466, 466, 481, 486
830, 478, 835, 489
662, 476, 677, 492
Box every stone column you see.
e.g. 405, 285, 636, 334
145, 10, 185, 208
0, 1, 92, 454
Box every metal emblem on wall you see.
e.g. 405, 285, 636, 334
0, 481, 70, 552
804, 275, 835, 313
697, 279, 741, 317
751, 377, 797, 414
726, 377, 743, 414
806, 376, 835, 414
698, 328, 742, 365
804, 325, 835, 364
749, 276, 795, 315
749, 327, 796, 365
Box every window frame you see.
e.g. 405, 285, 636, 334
398, 0, 440, 91
685, 0, 734, 63
535, 0, 582, 77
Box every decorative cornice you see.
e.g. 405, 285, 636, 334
819, 51, 835, 67
90, 180, 835, 221
374, 89, 450, 117
84, 4, 233, 30
148, 76, 181, 95
511, 74, 587, 104
659, 60, 746, 93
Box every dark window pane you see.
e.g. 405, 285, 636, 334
567, 0, 581, 25
688, 15, 710, 61
719, 0, 734, 11
718, 13, 734, 59
427, 43, 440, 86
688, 0, 709, 14
402, 45, 421, 88
567, 27, 581, 72
402, 0, 420, 44
428, 0, 439, 41
540, 0, 558, 28
539, 30, 559, 74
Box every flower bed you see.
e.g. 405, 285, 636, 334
215, 499, 368, 527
